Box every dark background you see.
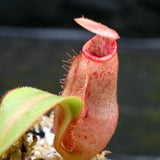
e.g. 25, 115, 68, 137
0, 0, 160, 158
0, 0, 160, 37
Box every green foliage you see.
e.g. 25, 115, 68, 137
0, 87, 82, 156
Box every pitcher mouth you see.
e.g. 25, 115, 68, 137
82, 35, 117, 62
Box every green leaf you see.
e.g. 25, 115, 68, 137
0, 87, 83, 156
